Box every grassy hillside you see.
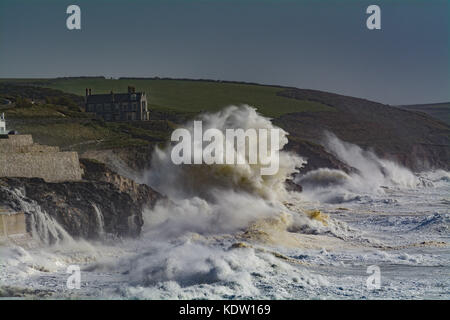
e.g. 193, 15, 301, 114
7, 116, 172, 154
0, 78, 333, 117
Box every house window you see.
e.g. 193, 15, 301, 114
132, 102, 137, 111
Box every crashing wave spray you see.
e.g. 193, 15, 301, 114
325, 132, 418, 188
146, 105, 305, 202
92, 203, 105, 236
0, 186, 73, 245
142, 105, 309, 238
296, 133, 420, 203
111, 105, 338, 295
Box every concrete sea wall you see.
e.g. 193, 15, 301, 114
0, 152, 83, 182
0, 134, 83, 182
0, 211, 26, 239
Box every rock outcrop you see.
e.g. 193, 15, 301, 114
0, 161, 160, 241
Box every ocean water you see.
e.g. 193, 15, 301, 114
0, 106, 448, 299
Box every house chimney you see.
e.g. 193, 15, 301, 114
86, 88, 89, 97
89, 88, 92, 95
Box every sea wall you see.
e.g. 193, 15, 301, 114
0, 211, 26, 239
0, 135, 83, 182
0, 152, 83, 182
0, 135, 33, 148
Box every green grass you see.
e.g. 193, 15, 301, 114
3, 105, 65, 118
8, 117, 171, 153
0, 78, 334, 117
2, 104, 91, 119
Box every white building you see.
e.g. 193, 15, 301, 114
0, 113, 6, 135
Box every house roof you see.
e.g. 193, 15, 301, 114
86, 92, 145, 104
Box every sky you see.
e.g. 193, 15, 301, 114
0, 0, 449, 105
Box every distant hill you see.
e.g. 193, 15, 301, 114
397, 102, 450, 126
0, 78, 333, 117
275, 89, 450, 171
0, 78, 449, 172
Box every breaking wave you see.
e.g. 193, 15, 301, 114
0, 186, 73, 245
107, 105, 346, 295
296, 132, 424, 203
145, 105, 305, 202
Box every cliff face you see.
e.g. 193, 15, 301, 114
79, 158, 160, 206
0, 161, 160, 241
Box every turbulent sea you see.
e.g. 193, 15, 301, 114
1, 106, 449, 299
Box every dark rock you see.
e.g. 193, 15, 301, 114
79, 158, 160, 207
285, 179, 303, 193
0, 164, 161, 240
285, 138, 356, 174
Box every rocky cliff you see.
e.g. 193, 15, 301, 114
0, 159, 160, 242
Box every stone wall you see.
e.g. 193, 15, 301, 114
0, 211, 26, 239
0, 135, 33, 148
0, 135, 83, 182
0, 152, 83, 182
1, 143, 59, 153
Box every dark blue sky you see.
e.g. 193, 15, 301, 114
0, 0, 448, 105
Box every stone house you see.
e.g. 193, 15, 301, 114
85, 86, 149, 121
